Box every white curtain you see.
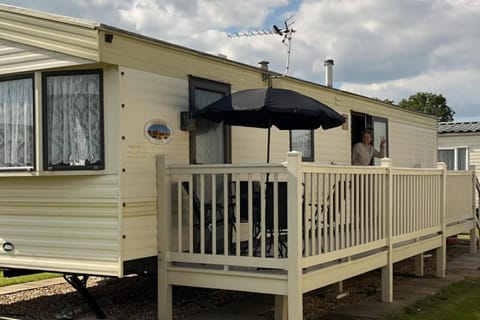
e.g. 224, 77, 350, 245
46, 74, 101, 166
291, 130, 312, 159
0, 78, 34, 168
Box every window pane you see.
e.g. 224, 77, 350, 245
373, 119, 387, 166
291, 130, 313, 161
438, 149, 454, 170
45, 72, 103, 169
457, 147, 467, 170
0, 77, 34, 169
194, 88, 224, 164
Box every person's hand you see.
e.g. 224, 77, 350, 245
380, 136, 386, 148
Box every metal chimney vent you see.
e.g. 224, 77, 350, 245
324, 59, 334, 87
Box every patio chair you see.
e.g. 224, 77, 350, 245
229, 180, 288, 257
228, 180, 261, 255
181, 181, 230, 254
264, 181, 288, 257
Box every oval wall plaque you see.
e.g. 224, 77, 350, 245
144, 120, 173, 144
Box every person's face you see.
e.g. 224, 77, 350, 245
362, 133, 373, 145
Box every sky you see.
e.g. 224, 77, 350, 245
2, 0, 480, 121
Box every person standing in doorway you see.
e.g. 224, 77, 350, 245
352, 129, 386, 165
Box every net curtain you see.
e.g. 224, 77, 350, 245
46, 74, 101, 166
0, 78, 34, 168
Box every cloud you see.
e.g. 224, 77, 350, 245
116, 0, 289, 38
292, 0, 480, 83
2, 0, 480, 120
340, 69, 480, 119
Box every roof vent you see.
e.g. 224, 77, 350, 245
324, 59, 334, 87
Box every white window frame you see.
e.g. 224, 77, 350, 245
438, 146, 469, 170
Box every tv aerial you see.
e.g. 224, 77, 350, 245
227, 16, 296, 76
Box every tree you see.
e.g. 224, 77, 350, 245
398, 92, 454, 122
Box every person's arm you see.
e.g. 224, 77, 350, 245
374, 137, 386, 158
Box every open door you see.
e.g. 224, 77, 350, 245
351, 111, 389, 165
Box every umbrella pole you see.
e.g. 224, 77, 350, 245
267, 127, 271, 164
266, 127, 271, 184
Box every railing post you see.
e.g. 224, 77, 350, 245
380, 158, 393, 302
469, 165, 478, 253
436, 162, 447, 278
157, 155, 172, 320
283, 151, 303, 320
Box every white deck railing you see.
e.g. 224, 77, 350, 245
157, 153, 477, 320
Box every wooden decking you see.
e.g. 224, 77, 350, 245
156, 152, 478, 320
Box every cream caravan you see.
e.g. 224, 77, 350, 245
0, 4, 451, 318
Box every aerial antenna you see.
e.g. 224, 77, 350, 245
227, 16, 296, 76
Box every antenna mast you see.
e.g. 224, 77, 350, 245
227, 16, 296, 76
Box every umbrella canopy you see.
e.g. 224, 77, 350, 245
196, 88, 345, 130
196, 87, 345, 162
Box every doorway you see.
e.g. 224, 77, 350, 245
188, 76, 232, 253
351, 111, 389, 165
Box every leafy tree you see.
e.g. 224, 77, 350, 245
373, 97, 395, 104
382, 98, 395, 104
398, 92, 454, 122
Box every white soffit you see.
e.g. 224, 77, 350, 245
0, 39, 94, 75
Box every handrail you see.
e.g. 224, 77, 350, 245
158, 156, 476, 268
475, 177, 480, 234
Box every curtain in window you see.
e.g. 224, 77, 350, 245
0, 78, 34, 168
194, 89, 224, 164
438, 149, 454, 170
46, 74, 101, 166
457, 147, 467, 170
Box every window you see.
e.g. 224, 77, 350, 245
0, 75, 34, 171
290, 130, 314, 161
188, 76, 231, 164
43, 70, 104, 170
438, 147, 468, 170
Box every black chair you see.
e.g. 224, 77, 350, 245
227, 181, 261, 255
230, 180, 288, 257
182, 181, 228, 254
239, 181, 261, 221
264, 181, 288, 257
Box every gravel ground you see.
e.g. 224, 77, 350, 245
0, 243, 468, 320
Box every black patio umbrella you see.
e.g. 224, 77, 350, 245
196, 87, 345, 163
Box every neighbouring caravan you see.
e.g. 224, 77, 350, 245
438, 121, 480, 174
0, 4, 438, 281
438, 121, 480, 204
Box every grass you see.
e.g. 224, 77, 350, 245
385, 277, 480, 320
0, 270, 61, 287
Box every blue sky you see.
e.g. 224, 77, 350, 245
2, 0, 480, 121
